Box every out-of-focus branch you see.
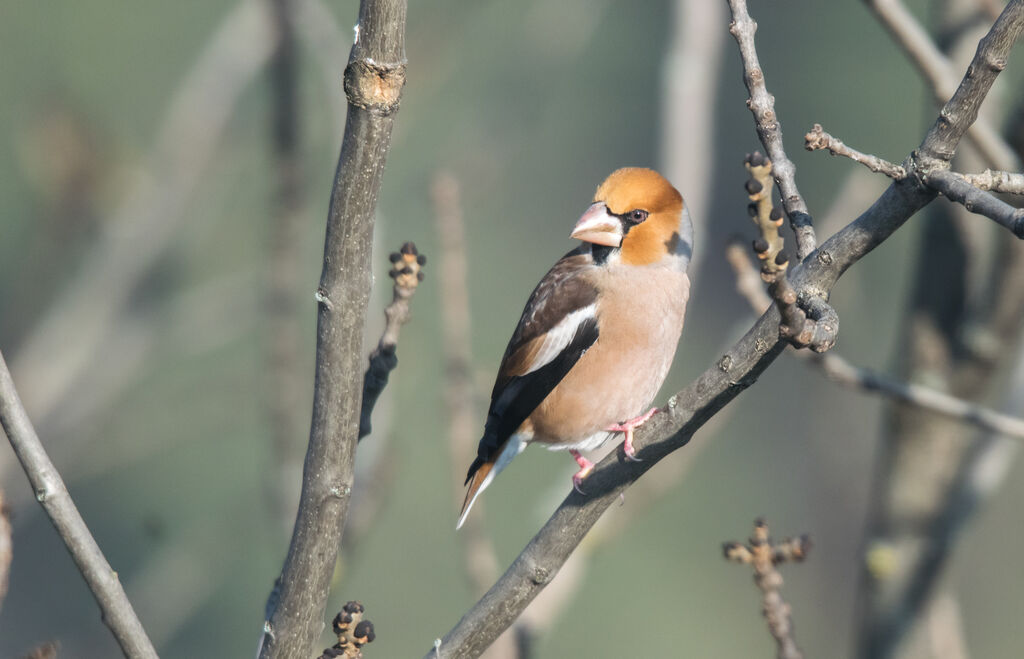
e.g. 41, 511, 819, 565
9, 0, 278, 433
924, 168, 1024, 237
723, 519, 811, 659
926, 593, 971, 659
726, 243, 1024, 440
432, 174, 500, 592
660, 0, 726, 277
0, 490, 10, 614
818, 351, 1024, 439
856, 4, 1024, 657
359, 242, 425, 440
432, 174, 519, 659
265, 0, 309, 535
728, 0, 816, 260
726, 240, 771, 312
259, 0, 408, 656
0, 351, 157, 658
865, 0, 1020, 171
805, 124, 907, 180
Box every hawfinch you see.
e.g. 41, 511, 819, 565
457, 167, 693, 529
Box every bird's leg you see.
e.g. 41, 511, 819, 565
569, 449, 594, 494
607, 407, 658, 461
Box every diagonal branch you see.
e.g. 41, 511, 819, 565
425, 3, 1024, 656
0, 350, 157, 658
924, 168, 1024, 238
805, 124, 907, 180
916, 0, 1024, 166
957, 168, 1024, 193
9, 0, 278, 435
259, 0, 408, 657
866, 0, 1021, 171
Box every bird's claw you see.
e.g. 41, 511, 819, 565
610, 408, 658, 462
572, 473, 588, 495
569, 449, 594, 495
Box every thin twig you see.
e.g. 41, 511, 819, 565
804, 124, 907, 180
359, 242, 425, 440
0, 350, 157, 658
866, 0, 1020, 171
259, 0, 408, 656
817, 351, 1024, 439
957, 168, 1024, 193
723, 519, 810, 659
728, 0, 817, 261
924, 168, 1024, 238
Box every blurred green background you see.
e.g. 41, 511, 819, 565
1, 1, 1023, 657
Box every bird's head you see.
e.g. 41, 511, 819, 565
571, 167, 692, 267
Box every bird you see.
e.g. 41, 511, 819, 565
457, 167, 693, 529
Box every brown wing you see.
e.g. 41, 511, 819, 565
465, 247, 600, 481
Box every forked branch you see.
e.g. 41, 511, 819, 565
424, 2, 1024, 656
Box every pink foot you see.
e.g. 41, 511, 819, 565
607, 407, 658, 462
569, 449, 594, 494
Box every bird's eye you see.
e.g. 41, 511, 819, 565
626, 209, 648, 224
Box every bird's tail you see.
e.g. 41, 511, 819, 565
456, 435, 527, 529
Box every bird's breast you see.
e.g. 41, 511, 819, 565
529, 266, 689, 445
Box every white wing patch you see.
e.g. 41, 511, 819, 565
522, 303, 597, 375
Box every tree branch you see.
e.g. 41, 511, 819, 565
424, 2, 1024, 655
728, 0, 817, 261
259, 0, 407, 656
866, 0, 1021, 171
957, 167, 1024, 193
0, 350, 157, 658
916, 0, 1024, 165
805, 123, 907, 180
924, 168, 1024, 238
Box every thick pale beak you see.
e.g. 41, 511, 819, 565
570, 202, 622, 247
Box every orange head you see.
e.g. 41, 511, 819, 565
571, 168, 691, 266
